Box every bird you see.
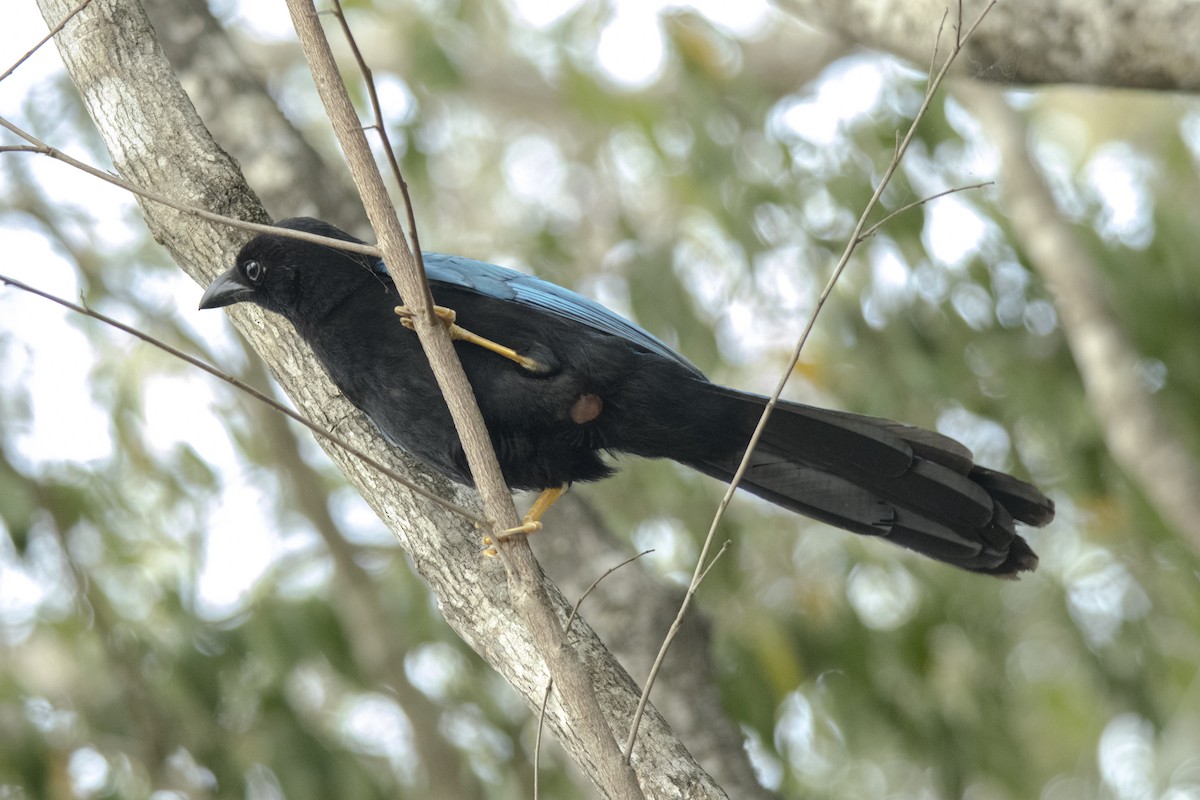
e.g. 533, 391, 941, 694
200, 217, 1054, 577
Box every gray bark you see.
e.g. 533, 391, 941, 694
781, 0, 1200, 91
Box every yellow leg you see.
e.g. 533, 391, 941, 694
482, 485, 568, 556
395, 304, 547, 373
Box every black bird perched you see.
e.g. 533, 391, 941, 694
200, 217, 1053, 577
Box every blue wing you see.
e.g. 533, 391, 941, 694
371, 252, 704, 377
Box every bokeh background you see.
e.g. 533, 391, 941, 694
2, 1, 1199, 798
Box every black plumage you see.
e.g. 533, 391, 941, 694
200, 217, 1054, 576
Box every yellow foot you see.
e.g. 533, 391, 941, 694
481, 520, 544, 557
394, 303, 455, 331
395, 304, 549, 373
479, 485, 567, 556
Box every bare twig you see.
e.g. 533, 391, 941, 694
860, 181, 992, 241
0, 272, 487, 526
928, 9, 948, 79
624, 0, 1000, 758
533, 550, 654, 800
327, 0, 429, 298
0, 117, 381, 257
0, 0, 94, 83
622, 540, 730, 760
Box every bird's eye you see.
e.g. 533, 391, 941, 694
244, 260, 265, 283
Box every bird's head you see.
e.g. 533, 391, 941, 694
199, 217, 383, 319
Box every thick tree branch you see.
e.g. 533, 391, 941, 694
962, 86, 1200, 553
144, 0, 364, 225
778, 0, 1200, 92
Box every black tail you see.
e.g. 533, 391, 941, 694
682, 386, 1054, 577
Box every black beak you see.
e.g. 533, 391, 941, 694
199, 266, 255, 310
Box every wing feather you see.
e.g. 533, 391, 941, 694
379, 253, 704, 377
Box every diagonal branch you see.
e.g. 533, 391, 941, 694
0, 0, 93, 82
774, 0, 1200, 92
961, 87, 1200, 553
326, 0, 427, 265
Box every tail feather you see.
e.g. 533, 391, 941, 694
687, 386, 1054, 577
757, 405, 915, 477
969, 465, 1057, 527
889, 458, 995, 527
688, 456, 893, 536
875, 420, 976, 474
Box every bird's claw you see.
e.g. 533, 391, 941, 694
481, 520, 544, 557
479, 486, 565, 556
394, 304, 550, 374
394, 304, 456, 332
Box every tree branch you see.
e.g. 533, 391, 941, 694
776, 0, 1200, 91
961, 86, 1200, 553
0, 118, 381, 257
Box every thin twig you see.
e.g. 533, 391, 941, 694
570, 551, 655, 632
0, 272, 487, 527
533, 550, 653, 800
0, 0, 95, 84
928, 9, 948, 79
0, 117, 382, 258
859, 181, 992, 241
533, 680, 554, 800
694, 540, 731, 586
327, 0, 433, 310
623, 0, 999, 761
621, 540, 729, 761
